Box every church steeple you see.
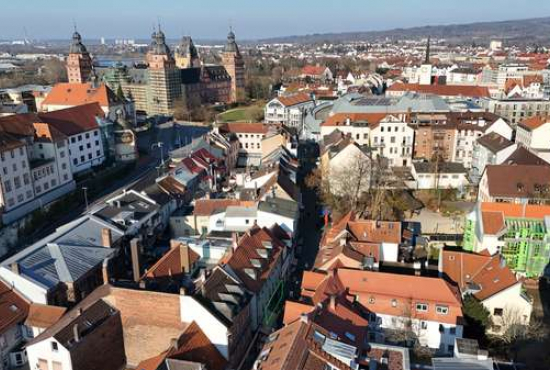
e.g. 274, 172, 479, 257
425, 36, 431, 64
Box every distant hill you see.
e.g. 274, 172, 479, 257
259, 16, 550, 45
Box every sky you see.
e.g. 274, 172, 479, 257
2, 0, 550, 41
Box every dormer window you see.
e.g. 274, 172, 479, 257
436, 305, 449, 315
251, 259, 262, 268
245, 268, 256, 280
416, 303, 428, 312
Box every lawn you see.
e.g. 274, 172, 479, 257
218, 108, 248, 122
217, 101, 266, 123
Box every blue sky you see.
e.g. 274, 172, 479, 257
2, 0, 550, 40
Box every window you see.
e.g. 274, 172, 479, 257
95, 140, 100, 146
447, 345, 454, 353
12, 163, 17, 171
390, 136, 396, 143
449, 327, 456, 335
368, 296, 375, 304
421, 321, 428, 330
85, 132, 90, 139
14, 176, 21, 189
26, 190, 33, 199
73, 158, 78, 165
416, 303, 428, 312
88, 153, 92, 160
79, 145, 84, 151
4, 180, 12, 192
51, 341, 58, 351
391, 299, 397, 307
60, 150, 65, 158
96, 150, 101, 157
493, 308, 503, 316
63, 174, 69, 181
23, 174, 29, 185
86, 143, 91, 149
80, 155, 85, 162
94, 131, 99, 136
78, 135, 82, 141
17, 194, 24, 202
436, 305, 449, 315
62, 163, 67, 170
71, 137, 76, 143
2, 167, 6, 175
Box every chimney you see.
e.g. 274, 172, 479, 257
329, 294, 337, 311
170, 338, 179, 350
101, 259, 110, 285
73, 324, 80, 343
130, 238, 141, 283
101, 228, 112, 248
300, 313, 309, 323
232, 232, 239, 250
11, 263, 19, 275
180, 244, 191, 274
170, 239, 181, 250
180, 287, 187, 296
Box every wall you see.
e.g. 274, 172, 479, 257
483, 283, 533, 335
0, 145, 34, 212
66, 129, 105, 174
26, 338, 72, 370
0, 267, 49, 304
179, 295, 229, 359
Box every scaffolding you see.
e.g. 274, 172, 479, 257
501, 218, 550, 278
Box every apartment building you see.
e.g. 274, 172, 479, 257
0, 115, 77, 223
470, 132, 517, 183
440, 249, 532, 335
40, 104, 107, 174
478, 165, 550, 204
480, 97, 550, 126
516, 116, 550, 163
264, 92, 314, 129
0, 281, 29, 370
301, 269, 464, 355
218, 123, 269, 164
371, 114, 415, 167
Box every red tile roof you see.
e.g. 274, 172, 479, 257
219, 122, 269, 134
481, 211, 505, 235
143, 244, 200, 279
518, 116, 550, 131
0, 281, 29, 335
480, 202, 550, 220
302, 65, 328, 76
322, 113, 389, 127
387, 83, 490, 98
42, 83, 119, 108
277, 92, 313, 107
484, 165, 550, 199
25, 303, 67, 329
38, 103, 104, 136
441, 250, 519, 301
193, 199, 256, 216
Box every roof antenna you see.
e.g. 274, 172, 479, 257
72, 19, 78, 33
157, 17, 162, 33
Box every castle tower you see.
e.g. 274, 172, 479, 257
222, 28, 245, 103
66, 30, 93, 83
175, 36, 201, 69
145, 27, 181, 116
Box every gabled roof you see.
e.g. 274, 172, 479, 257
518, 116, 550, 131
476, 132, 514, 153
25, 303, 67, 329
387, 83, 490, 98
143, 244, 200, 280
42, 83, 120, 108
193, 199, 256, 216
484, 165, 550, 199
503, 146, 550, 166
38, 103, 104, 136
219, 122, 269, 135
0, 281, 29, 335
322, 112, 388, 127
276, 92, 313, 107
480, 202, 550, 220
441, 250, 519, 301
226, 226, 286, 293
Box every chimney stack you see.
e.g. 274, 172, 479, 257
101, 259, 110, 285
130, 238, 141, 283
231, 232, 239, 250
101, 228, 112, 248
300, 313, 309, 324
11, 263, 19, 275
73, 324, 80, 343
170, 239, 181, 250
329, 294, 337, 311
